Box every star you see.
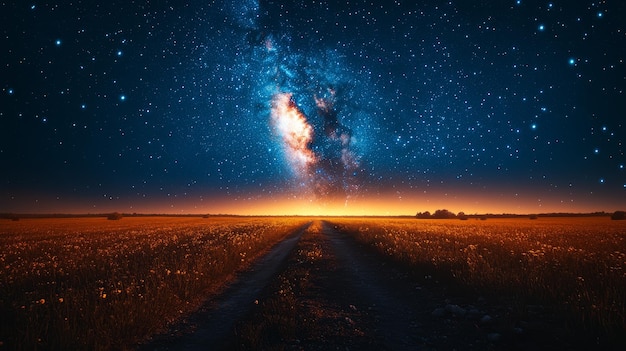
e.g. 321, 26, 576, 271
0, 0, 624, 214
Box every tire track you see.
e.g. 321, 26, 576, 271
139, 222, 311, 351
320, 220, 424, 350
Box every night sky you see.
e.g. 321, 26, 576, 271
1, 1, 625, 215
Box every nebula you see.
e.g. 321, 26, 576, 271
270, 92, 317, 175
231, 2, 370, 202
269, 88, 361, 200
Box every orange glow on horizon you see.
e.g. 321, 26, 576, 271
4, 187, 622, 216
179, 190, 620, 217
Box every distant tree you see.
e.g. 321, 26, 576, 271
611, 211, 626, 220
416, 211, 431, 219
457, 211, 468, 220
432, 209, 456, 219
107, 212, 123, 220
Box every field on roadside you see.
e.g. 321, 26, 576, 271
332, 217, 626, 342
0, 216, 309, 350
1, 216, 625, 350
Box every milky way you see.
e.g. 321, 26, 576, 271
1, 1, 625, 214
270, 92, 316, 175
234, 5, 372, 201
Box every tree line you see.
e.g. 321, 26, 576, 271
416, 210, 626, 220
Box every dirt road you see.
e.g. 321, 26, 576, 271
139, 222, 311, 350
141, 220, 571, 350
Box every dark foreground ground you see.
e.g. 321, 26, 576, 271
140, 220, 620, 350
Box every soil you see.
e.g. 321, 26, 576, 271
139, 220, 609, 351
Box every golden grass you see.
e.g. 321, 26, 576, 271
0, 216, 309, 350
331, 217, 626, 339
3, 216, 625, 349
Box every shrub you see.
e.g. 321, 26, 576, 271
415, 211, 431, 219
611, 211, 626, 220
107, 212, 123, 220
432, 209, 456, 219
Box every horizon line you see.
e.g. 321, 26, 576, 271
1, 211, 620, 219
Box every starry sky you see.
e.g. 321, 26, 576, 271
1, 1, 625, 215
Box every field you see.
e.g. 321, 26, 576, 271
332, 217, 626, 343
1, 216, 625, 350
0, 217, 309, 350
